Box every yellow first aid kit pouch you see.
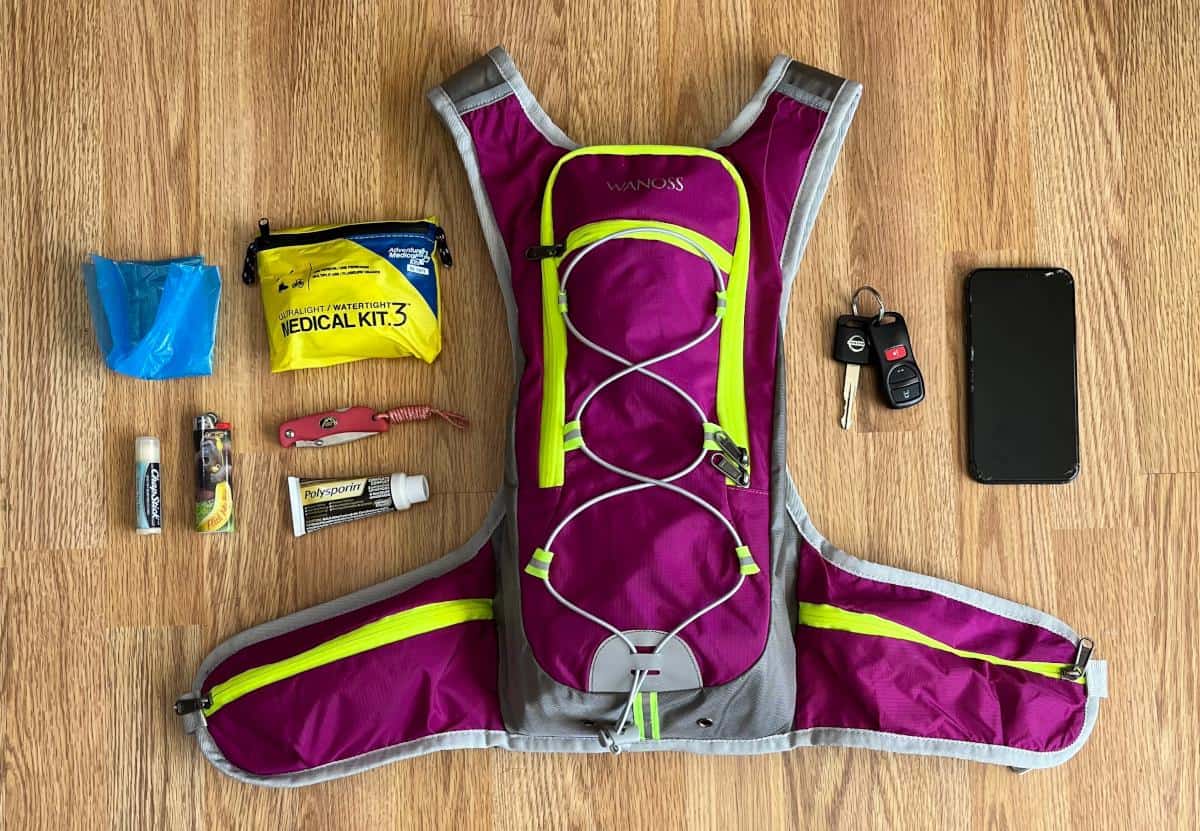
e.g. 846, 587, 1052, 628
242, 218, 451, 372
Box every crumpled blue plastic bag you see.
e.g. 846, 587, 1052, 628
82, 254, 221, 380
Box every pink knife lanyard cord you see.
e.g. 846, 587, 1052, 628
375, 405, 469, 430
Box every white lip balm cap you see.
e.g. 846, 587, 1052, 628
135, 436, 160, 464
390, 473, 430, 511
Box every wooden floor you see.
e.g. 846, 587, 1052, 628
3, 1, 1197, 828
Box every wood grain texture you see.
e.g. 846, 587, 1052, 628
2, 0, 1196, 828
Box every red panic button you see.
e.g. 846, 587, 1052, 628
884, 344, 908, 362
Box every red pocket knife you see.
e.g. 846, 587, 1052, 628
278, 406, 388, 448
279, 404, 469, 448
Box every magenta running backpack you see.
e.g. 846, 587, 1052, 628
176, 47, 1106, 786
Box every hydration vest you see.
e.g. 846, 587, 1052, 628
176, 47, 1106, 786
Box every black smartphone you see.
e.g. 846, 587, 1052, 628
966, 268, 1079, 484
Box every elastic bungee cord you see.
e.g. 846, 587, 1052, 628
532, 228, 751, 753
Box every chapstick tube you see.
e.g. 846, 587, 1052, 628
287, 472, 429, 537
134, 436, 162, 534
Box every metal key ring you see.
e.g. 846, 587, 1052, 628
851, 286, 886, 322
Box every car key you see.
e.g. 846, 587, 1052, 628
868, 311, 925, 408
832, 314, 876, 429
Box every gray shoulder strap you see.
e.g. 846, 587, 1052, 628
435, 46, 577, 149
712, 56, 862, 324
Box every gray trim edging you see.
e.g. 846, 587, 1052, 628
426, 87, 524, 371
779, 75, 863, 325
485, 46, 578, 150
781, 465, 1106, 768
784, 471, 1085, 642
200, 670, 1106, 788
710, 55, 791, 149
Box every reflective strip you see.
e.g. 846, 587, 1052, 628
524, 564, 550, 579
702, 420, 723, 451
736, 544, 760, 576
203, 598, 494, 717
632, 692, 646, 740
797, 602, 1085, 684
563, 420, 583, 452
648, 692, 661, 740
537, 145, 752, 487
525, 546, 554, 578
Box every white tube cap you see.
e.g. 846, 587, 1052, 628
287, 477, 306, 537
389, 473, 430, 511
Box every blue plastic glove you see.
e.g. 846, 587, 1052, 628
82, 254, 221, 380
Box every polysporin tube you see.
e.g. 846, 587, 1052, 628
287, 472, 429, 537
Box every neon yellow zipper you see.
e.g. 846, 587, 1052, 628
203, 598, 494, 717
797, 602, 1085, 684
537, 145, 752, 488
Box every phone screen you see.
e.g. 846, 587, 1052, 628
967, 268, 1079, 483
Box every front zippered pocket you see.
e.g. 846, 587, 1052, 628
798, 602, 1093, 684
535, 218, 742, 487
242, 218, 452, 285
533, 146, 753, 488
195, 598, 492, 718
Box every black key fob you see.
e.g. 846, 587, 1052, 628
835, 312, 873, 365
869, 312, 925, 408
832, 314, 876, 365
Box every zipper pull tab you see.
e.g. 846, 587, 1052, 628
711, 430, 749, 468
434, 226, 453, 268
1061, 637, 1094, 680
173, 694, 212, 715
242, 218, 270, 285
709, 452, 750, 488
526, 243, 565, 260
